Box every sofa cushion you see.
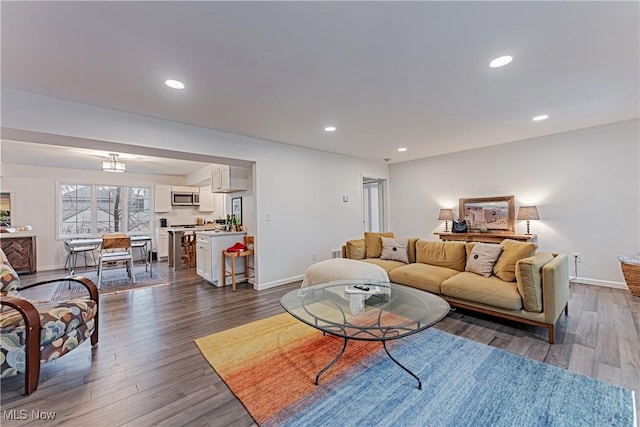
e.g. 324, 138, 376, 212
515, 252, 554, 312
364, 232, 394, 258
389, 263, 458, 294
441, 272, 523, 310
492, 239, 538, 282
465, 243, 503, 277
346, 239, 366, 260
360, 258, 406, 274
380, 237, 409, 264
416, 240, 467, 272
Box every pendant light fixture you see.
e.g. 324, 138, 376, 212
101, 153, 126, 173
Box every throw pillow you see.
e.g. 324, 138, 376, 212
464, 243, 503, 277
492, 239, 538, 282
364, 232, 395, 258
380, 237, 410, 264
346, 239, 366, 260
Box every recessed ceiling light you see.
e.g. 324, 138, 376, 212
324, 126, 337, 132
489, 55, 513, 68
397, 147, 407, 152
164, 79, 185, 89
532, 114, 549, 121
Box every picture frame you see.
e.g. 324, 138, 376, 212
0, 192, 11, 227
231, 197, 242, 226
459, 195, 515, 232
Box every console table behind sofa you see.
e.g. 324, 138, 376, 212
435, 232, 537, 244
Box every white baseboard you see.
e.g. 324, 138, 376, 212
571, 276, 628, 290
254, 274, 303, 290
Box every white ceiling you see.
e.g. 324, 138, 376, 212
1, 1, 638, 174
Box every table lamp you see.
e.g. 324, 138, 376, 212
437, 209, 455, 232
517, 206, 539, 235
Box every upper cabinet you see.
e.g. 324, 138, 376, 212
211, 165, 248, 193
154, 185, 172, 212
198, 186, 215, 212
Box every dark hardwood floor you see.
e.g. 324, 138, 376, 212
2, 263, 639, 426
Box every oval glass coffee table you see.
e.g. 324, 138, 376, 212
280, 280, 451, 389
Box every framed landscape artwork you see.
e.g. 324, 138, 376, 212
231, 197, 242, 226
459, 195, 515, 232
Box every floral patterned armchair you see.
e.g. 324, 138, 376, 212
0, 249, 99, 395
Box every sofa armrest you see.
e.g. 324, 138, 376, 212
541, 254, 570, 324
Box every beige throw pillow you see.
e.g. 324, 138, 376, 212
380, 237, 410, 264
492, 239, 538, 282
465, 243, 503, 277
364, 232, 395, 258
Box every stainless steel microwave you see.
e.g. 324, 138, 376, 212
172, 192, 198, 206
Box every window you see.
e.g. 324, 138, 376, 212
127, 187, 151, 233
59, 183, 151, 238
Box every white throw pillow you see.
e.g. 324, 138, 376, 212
380, 237, 410, 264
465, 243, 503, 277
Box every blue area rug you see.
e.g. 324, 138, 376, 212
197, 313, 636, 427
273, 329, 636, 427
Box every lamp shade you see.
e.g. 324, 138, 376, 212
517, 206, 540, 221
101, 153, 126, 173
437, 208, 455, 221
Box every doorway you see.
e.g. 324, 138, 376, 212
362, 178, 385, 232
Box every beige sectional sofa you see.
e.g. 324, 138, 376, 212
341, 232, 570, 343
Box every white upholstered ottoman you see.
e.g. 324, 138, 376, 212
300, 258, 389, 288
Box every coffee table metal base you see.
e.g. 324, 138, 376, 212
315, 336, 422, 390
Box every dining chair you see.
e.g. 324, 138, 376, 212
63, 240, 99, 274
97, 234, 135, 288
130, 239, 149, 272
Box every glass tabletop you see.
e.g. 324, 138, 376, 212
280, 280, 451, 341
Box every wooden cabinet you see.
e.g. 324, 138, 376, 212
154, 185, 172, 213
211, 165, 248, 193
1, 234, 36, 274
435, 232, 537, 244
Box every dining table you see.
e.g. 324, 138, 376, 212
65, 235, 152, 276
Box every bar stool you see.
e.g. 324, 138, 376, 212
222, 236, 255, 291
181, 234, 196, 268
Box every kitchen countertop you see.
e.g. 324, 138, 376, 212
196, 231, 246, 236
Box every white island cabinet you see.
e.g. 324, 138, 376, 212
196, 231, 246, 286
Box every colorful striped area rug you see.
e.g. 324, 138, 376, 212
195, 313, 637, 427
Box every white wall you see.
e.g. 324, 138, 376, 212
388, 119, 640, 287
1, 88, 388, 287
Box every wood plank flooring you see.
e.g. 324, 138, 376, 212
2, 264, 639, 426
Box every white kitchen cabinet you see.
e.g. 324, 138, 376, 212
155, 227, 169, 259
211, 165, 248, 193
171, 185, 200, 193
198, 186, 215, 212
195, 231, 246, 286
213, 194, 226, 218
196, 235, 212, 281
154, 185, 172, 212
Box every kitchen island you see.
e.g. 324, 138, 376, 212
195, 231, 247, 286
167, 228, 201, 270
